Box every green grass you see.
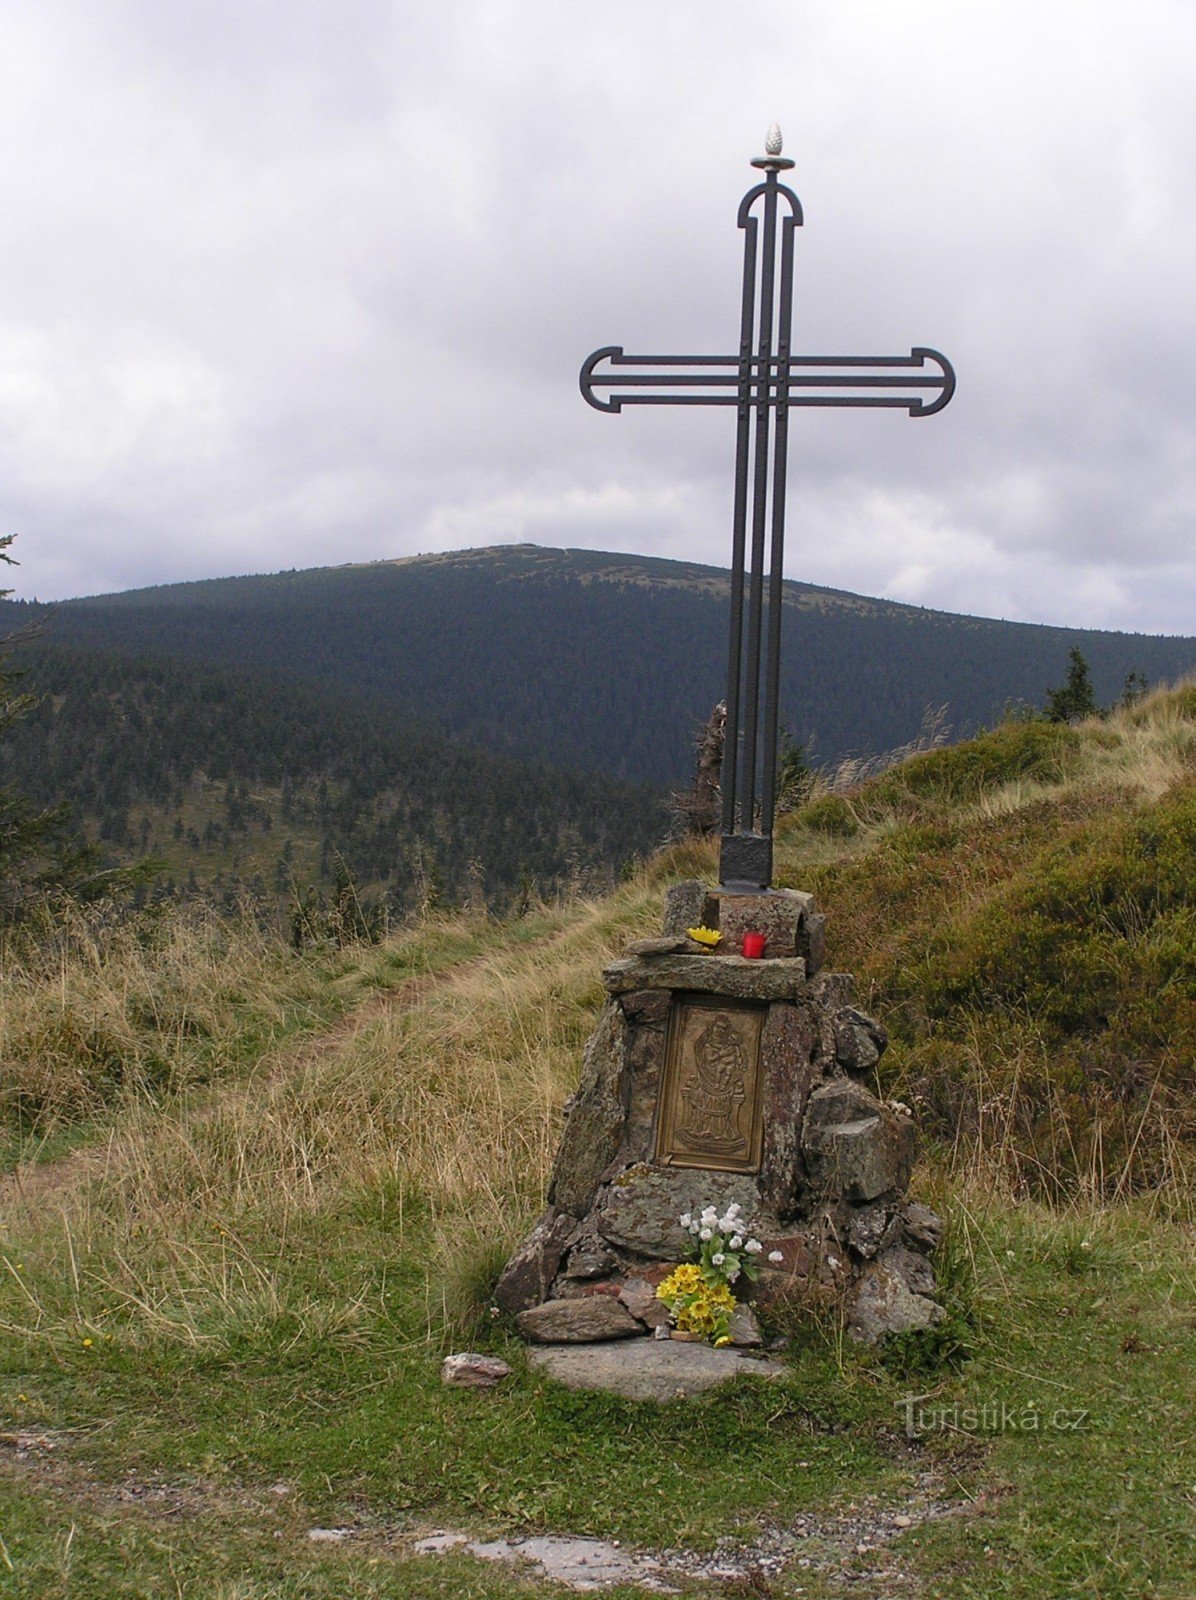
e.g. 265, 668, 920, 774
779, 695, 1196, 1203
2, 1193, 1191, 1597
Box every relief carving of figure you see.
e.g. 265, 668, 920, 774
677, 1014, 748, 1156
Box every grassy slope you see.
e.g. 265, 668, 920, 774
0, 689, 1193, 1599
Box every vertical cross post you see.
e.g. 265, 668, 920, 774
580, 126, 954, 891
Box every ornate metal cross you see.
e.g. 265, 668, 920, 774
580, 126, 955, 892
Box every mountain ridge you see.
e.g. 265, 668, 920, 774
25, 541, 1195, 638
3, 544, 1193, 792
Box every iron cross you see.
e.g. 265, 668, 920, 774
580, 126, 955, 892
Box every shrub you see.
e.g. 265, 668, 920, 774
798, 794, 859, 836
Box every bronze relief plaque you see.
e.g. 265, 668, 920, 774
655, 994, 766, 1174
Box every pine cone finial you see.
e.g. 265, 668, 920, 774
765, 124, 783, 157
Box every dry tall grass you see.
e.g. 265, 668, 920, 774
0, 900, 396, 1135
0, 878, 663, 1347
2, 686, 1191, 1352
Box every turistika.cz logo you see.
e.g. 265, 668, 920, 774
898, 1394, 1091, 1441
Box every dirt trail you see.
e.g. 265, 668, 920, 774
1, 1425, 969, 1597
0, 956, 477, 1217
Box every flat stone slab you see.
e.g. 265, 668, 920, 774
603, 953, 806, 1002
414, 1531, 675, 1591
527, 1336, 788, 1401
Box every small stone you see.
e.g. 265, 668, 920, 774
662, 879, 708, 937
653, 1323, 671, 1340
901, 1202, 945, 1254
516, 1296, 642, 1343
619, 1276, 672, 1328
847, 1201, 897, 1260
440, 1353, 513, 1388
894, 1514, 913, 1529
307, 1528, 352, 1543
727, 1305, 763, 1348
832, 1007, 888, 1076
562, 1234, 618, 1279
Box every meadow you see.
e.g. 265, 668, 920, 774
1, 687, 1193, 1599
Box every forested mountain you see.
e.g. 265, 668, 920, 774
3, 545, 1192, 788
0, 643, 665, 913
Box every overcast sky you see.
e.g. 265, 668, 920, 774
1, 1, 1193, 633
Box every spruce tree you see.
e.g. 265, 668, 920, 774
1044, 647, 1099, 723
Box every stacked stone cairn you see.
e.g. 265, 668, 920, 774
496, 881, 945, 1348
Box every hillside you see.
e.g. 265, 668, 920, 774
0, 685, 1192, 1598
0, 642, 666, 913
4, 544, 1193, 787
2, 684, 1196, 1600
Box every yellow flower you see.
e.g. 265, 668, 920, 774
686, 925, 721, 947
656, 1263, 704, 1302
81, 1338, 93, 1347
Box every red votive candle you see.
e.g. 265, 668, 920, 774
741, 931, 766, 959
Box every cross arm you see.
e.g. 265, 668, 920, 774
580, 347, 740, 412
580, 346, 955, 416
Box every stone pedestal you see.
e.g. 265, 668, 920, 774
497, 881, 944, 1345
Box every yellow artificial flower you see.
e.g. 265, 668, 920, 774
686, 925, 721, 947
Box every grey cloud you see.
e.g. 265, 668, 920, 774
0, 1, 1192, 634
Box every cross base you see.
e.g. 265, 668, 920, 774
718, 832, 773, 891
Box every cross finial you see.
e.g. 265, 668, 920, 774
751, 123, 795, 173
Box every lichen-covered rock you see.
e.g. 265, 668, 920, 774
727, 1304, 763, 1347
627, 936, 694, 956
662, 879, 708, 938
832, 1007, 888, 1077
877, 1243, 936, 1298
516, 1295, 642, 1343
594, 1165, 759, 1258
440, 1353, 513, 1388
618, 1277, 672, 1329
712, 888, 813, 959
617, 989, 671, 1167
758, 1002, 820, 1217
846, 1253, 944, 1343
547, 1001, 626, 1217
493, 1209, 577, 1313
603, 953, 806, 1002
527, 1338, 788, 1400
799, 912, 826, 976
500, 885, 944, 1352
561, 1233, 618, 1280
847, 1200, 899, 1260
801, 1081, 916, 1202
901, 1202, 945, 1254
